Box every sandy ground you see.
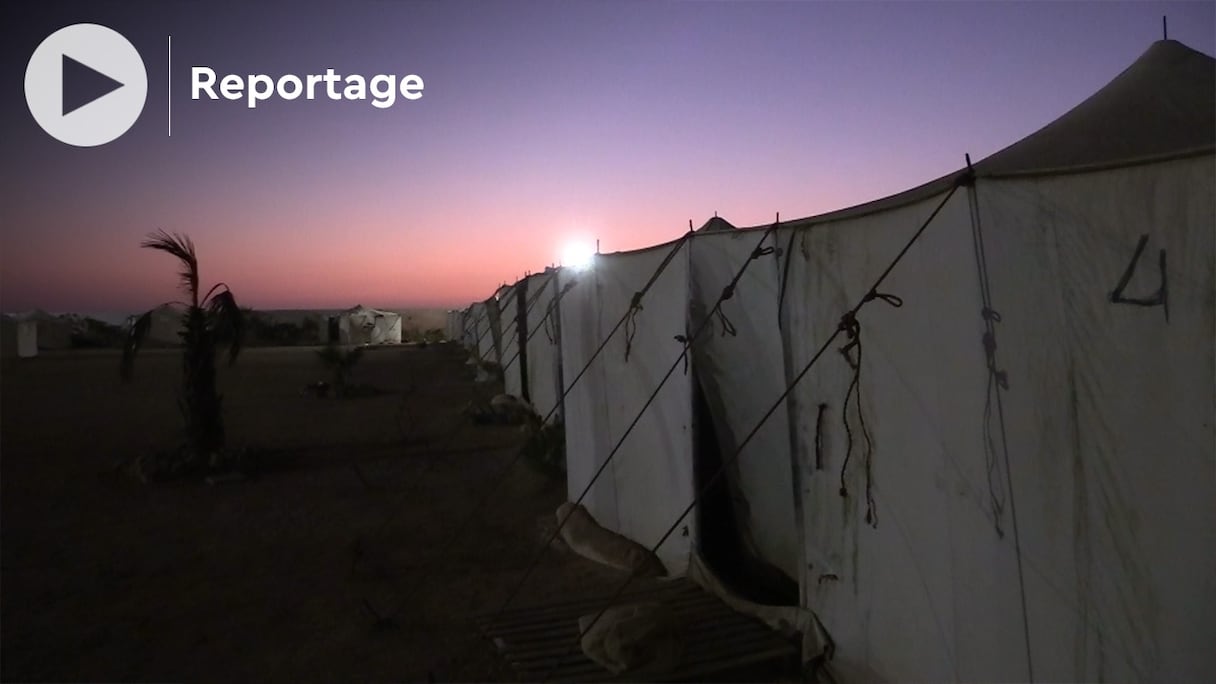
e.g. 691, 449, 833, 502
1, 343, 625, 682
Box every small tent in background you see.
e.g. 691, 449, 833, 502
694, 215, 737, 233
141, 303, 188, 346
1, 315, 38, 358
444, 310, 462, 341
338, 305, 402, 345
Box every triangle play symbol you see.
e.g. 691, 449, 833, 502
62, 54, 124, 116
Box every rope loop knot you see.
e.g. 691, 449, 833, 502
751, 245, 776, 260
629, 291, 644, 311
623, 292, 645, 362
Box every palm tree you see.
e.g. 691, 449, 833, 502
121, 231, 244, 467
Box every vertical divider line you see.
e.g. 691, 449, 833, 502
167, 35, 172, 137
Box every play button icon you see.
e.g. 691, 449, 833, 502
25, 23, 147, 147
62, 54, 125, 116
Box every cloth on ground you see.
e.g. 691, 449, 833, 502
578, 602, 682, 674
556, 502, 667, 577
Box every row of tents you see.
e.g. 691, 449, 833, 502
447, 40, 1214, 682
1, 311, 83, 357
3, 305, 406, 356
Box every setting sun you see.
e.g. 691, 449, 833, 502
558, 240, 595, 271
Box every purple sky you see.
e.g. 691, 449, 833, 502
2, 0, 1212, 314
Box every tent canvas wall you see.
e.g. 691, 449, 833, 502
559, 239, 696, 575
465, 302, 490, 360
496, 284, 526, 397
776, 187, 998, 681
688, 227, 801, 587
524, 270, 566, 422
493, 284, 518, 367
477, 297, 500, 363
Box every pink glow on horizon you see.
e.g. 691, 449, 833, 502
2, 1, 1212, 314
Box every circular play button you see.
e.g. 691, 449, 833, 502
25, 23, 148, 147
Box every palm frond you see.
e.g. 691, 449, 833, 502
141, 230, 199, 301
206, 287, 244, 365
120, 310, 154, 381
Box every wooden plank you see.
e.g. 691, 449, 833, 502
487, 610, 753, 652
481, 591, 719, 636
478, 577, 798, 682
502, 627, 786, 666
483, 580, 700, 626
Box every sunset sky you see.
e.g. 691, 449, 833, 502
2, 1, 1213, 316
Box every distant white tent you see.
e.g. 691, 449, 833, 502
444, 310, 462, 341
1, 315, 38, 358
337, 305, 402, 345
143, 304, 187, 346
455, 39, 1215, 682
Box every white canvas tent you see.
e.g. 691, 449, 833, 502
337, 305, 402, 345
455, 39, 1214, 682
700, 38, 1214, 682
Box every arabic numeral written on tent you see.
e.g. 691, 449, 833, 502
1108, 233, 1168, 322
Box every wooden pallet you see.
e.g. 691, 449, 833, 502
475, 578, 798, 682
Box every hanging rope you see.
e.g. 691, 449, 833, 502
981, 306, 1008, 538
542, 305, 557, 344
836, 290, 902, 527
621, 234, 695, 361
965, 159, 1033, 683
623, 291, 644, 361
539, 280, 574, 347
716, 243, 774, 337
713, 307, 737, 337
535, 178, 967, 683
